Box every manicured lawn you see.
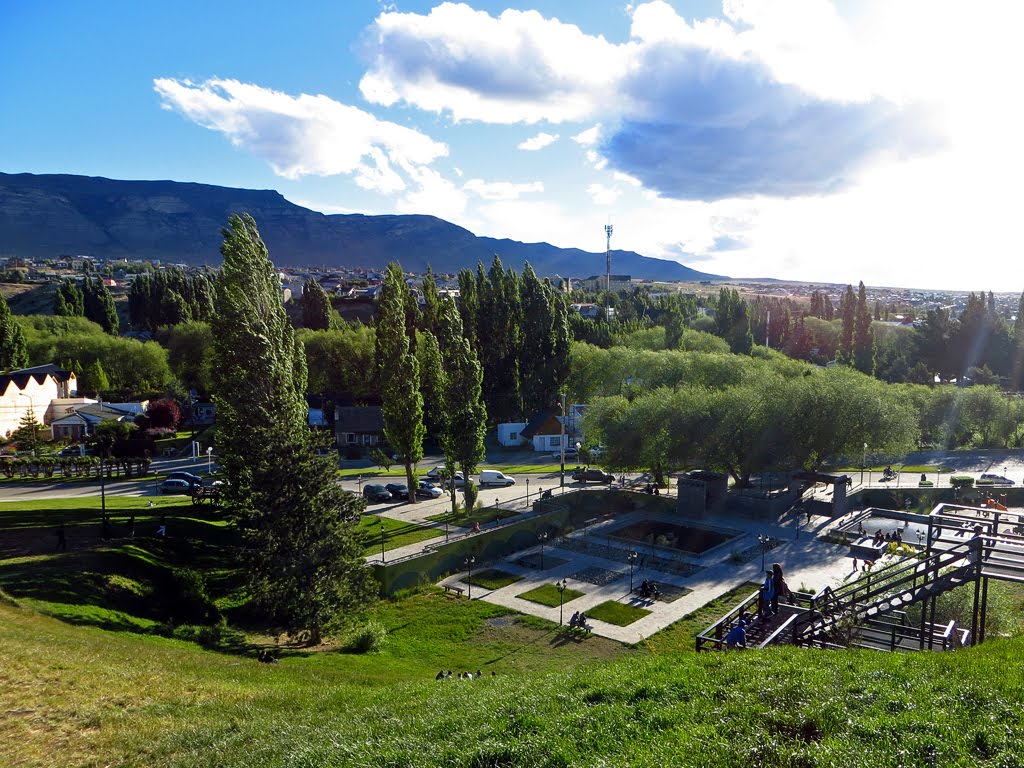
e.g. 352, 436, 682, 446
641, 582, 761, 653
587, 599, 651, 627
357, 514, 442, 555
424, 505, 519, 528
467, 569, 524, 590
517, 583, 584, 607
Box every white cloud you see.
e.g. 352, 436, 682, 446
464, 179, 544, 201
517, 131, 559, 151
587, 183, 622, 206
153, 77, 447, 192
359, 2, 937, 201
572, 125, 601, 146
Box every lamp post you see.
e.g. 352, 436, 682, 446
559, 392, 566, 488
538, 531, 548, 569
627, 551, 638, 593
206, 446, 213, 474
526, 478, 530, 505
99, 448, 107, 519
556, 578, 568, 625
861, 443, 867, 486
758, 534, 769, 572
464, 555, 476, 598
380, 523, 386, 563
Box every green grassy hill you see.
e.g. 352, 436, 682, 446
3, 496, 1024, 767
3, 597, 1024, 767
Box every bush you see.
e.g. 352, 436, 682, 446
343, 620, 387, 653
153, 568, 220, 626
950, 475, 975, 488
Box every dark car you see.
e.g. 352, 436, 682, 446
385, 483, 409, 500
362, 484, 393, 503
159, 478, 194, 495
980, 473, 1015, 485
167, 470, 203, 486
572, 467, 615, 484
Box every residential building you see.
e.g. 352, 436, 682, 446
0, 364, 78, 439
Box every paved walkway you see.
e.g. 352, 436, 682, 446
442, 508, 855, 644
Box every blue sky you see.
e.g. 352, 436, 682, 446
2, 1, 1021, 290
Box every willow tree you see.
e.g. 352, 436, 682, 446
211, 214, 369, 642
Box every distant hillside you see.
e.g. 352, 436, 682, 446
0, 172, 725, 282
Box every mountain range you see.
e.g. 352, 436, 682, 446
0, 172, 725, 281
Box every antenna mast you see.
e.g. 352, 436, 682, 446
604, 223, 613, 293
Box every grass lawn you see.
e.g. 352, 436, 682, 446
356, 514, 442, 555
587, 600, 651, 627
467, 569, 524, 590
424, 505, 519, 528
517, 582, 584, 607
640, 582, 761, 654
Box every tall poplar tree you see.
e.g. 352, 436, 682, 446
211, 214, 369, 641
300, 278, 333, 330
437, 297, 486, 517
376, 262, 425, 502
838, 284, 856, 362
852, 281, 874, 374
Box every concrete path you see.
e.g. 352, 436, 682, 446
442, 508, 856, 644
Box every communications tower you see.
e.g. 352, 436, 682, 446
604, 223, 613, 293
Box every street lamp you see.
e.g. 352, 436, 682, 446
380, 523, 386, 563
464, 555, 476, 598
627, 551, 638, 593
861, 443, 867, 486
559, 392, 566, 488
538, 531, 549, 569
206, 446, 213, 474
526, 478, 530, 505
556, 578, 568, 625
758, 534, 769, 572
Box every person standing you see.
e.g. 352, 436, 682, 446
56, 519, 67, 551
771, 563, 790, 614
759, 569, 775, 616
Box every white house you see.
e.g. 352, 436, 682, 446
0, 364, 78, 439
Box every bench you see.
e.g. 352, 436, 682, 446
443, 585, 465, 597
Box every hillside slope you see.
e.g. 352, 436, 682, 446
0, 172, 724, 281
2, 597, 1021, 768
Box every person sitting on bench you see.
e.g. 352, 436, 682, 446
569, 611, 580, 628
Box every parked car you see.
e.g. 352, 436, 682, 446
572, 467, 615, 484
415, 480, 443, 499
444, 472, 466, 489
159, 478, 193, 495
425, 466, 455, 483
479, 470, 516, 487
166, 470, 203, 486
980, 473, 1015, 485
550, 449, 579, 461
385, 483, 410, 500
362, 484, 393, 503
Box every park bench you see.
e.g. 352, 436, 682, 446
443, 584, 465, 597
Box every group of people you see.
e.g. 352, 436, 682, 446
871, 528, 902, 546
568, 611, 591, 631
435, 670, 487, 680
639, 579, 660, 599
758, 562, 790, 617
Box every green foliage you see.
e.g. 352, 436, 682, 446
0, 290, 29, 370
715, 287, 753, 354
211, 214, 371, 641
300, 277, 333, 331
128, 268, 216, 331
377, 262, 425, 497
154, 568, 220, 626
158, 321, 213, 394
950, 475, 975, 488
78, 358, 110, 396
343, 620, 388, 653
586, 600, 651, 626
82, 276, 119, 335
298, 323, 376, 400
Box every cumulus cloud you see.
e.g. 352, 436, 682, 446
359, 1, 938, 200
517, 131, 559, 151
153, 77, 447, 193
464, 179, 544, 200
587, 183, 622, 205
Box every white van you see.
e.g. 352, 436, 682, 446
479, 470, 516, 487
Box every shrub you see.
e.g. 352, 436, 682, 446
950, 475, 975, 488
463, 480, 479, 512
153, 568, 220, 626
343, 620, 387, 653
